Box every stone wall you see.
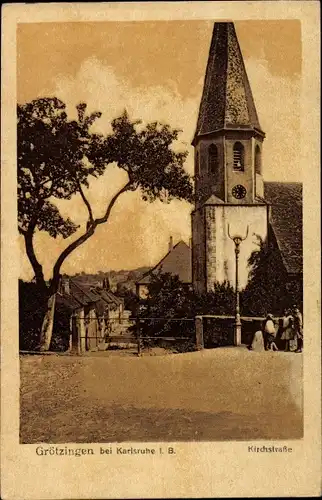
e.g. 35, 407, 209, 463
192, 208, 206, 293
205, 206, 217, 291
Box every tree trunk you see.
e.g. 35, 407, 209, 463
24, 230, 47, 292
39, 292, 57, 352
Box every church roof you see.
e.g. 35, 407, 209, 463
194, 22, 264, 143
264, 182, 302, 275
137, 240, 192, 285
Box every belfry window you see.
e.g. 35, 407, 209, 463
208, 144, 218, 173
255, 145, 261, 175
233, 142, 244, 171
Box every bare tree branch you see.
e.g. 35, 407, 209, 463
95, 181, 131, 225
49, 181, 131, 295
77, 179, 94, 224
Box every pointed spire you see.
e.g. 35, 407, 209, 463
194, 22, 264, 143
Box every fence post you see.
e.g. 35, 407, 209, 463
136, 318, 141, 357
195, 316, 204, 350
71, 313, 80, 355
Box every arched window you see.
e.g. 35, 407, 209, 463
233, 142, 244, 171
195, 151, 200, 176
255, 144, 261, 175
208, 144, 218, 173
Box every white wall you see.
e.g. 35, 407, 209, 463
213, 205, 268, 289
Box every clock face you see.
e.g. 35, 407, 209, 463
232, 184, 247, 199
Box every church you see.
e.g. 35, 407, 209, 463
191, 22, 302, 300
136, 21, 302, 310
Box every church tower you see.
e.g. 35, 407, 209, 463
192, 22, 269, 293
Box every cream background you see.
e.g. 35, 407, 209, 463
1, 2, 321, 499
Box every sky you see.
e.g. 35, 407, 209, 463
17, 20, 302, 279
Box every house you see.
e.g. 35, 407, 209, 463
264, 181, 302, 302
72, 276, 134, 336
136, 237, 192, 299
52, 275, 133, 352
88, 287, 133, 337
53, 277, 103, 352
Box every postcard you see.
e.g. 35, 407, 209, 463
1, 2, 321, 498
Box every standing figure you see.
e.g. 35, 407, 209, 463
248, 329, 265, 351
292, 305, 303, 353
263, 314, 278, 351
281, 309, 294, 351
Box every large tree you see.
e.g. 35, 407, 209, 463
18, 97, 193, 350
242, 234, 298, 316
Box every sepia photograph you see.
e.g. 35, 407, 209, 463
1, 2, 321, 499
18, 18, 304, 444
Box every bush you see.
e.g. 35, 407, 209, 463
51, 303, 71, 352
19, 280, 47, 351
138, 272, 236, 347
203, 317, 234, 348
242, 234, 303, 316
19, 280, 72, 352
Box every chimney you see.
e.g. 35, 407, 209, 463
168, 236, 173, 253
103, 277, 111, 291
61, 276, 70, 295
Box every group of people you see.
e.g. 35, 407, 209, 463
248, 305, 303, 353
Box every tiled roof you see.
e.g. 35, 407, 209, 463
194, 22, 263, 143
57, 279, 101, 311
97, 289, 123, 309
137, 241, 192, 285
69, 280, 99, 307
56, 278, 124, 316
106, 290, 123, 306
264, 182, 302, 275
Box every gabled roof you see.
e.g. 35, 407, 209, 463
96, 289, 123, 309
106, 290, 123, 306
204, 194, 225, 205
194, 22, 264, 143
264, 182, 302, 275
84, 287, 111, 315
69, 280, 99, 307
56, 278, 124, 315
137, 240, 192, 285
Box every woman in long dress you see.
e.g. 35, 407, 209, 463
292, 306, 303, 353
281, 310, 294, 351
248, 329, 265, 351
263, 313, 278, 351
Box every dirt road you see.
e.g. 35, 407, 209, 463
20, 348, 303, 443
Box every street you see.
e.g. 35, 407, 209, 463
20, 348, 303, 443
